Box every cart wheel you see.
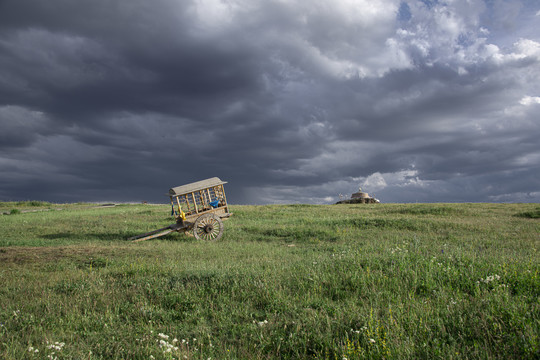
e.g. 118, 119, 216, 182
193, 214, 224, 241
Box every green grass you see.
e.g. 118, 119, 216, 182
0, 202, 539, 359
516, 206, 540, 219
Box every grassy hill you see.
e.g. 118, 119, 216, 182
0, 202, 539, 359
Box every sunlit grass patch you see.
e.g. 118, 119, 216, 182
389, 204, 462, 216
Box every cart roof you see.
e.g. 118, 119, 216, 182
169, 177, 227, 196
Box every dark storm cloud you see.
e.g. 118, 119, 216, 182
0, 0, 539, 204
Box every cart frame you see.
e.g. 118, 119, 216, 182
129, 177, 232, 242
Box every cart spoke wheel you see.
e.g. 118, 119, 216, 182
193, 214, 224, 241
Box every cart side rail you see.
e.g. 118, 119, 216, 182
171, 184, 229, 221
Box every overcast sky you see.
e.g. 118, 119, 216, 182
1, 0, 539, 204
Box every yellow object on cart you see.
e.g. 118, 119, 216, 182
178, 204, 186, 221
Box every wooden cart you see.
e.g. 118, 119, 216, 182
129, 177, 232, 242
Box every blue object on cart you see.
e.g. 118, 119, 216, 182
210, 200, 220, 208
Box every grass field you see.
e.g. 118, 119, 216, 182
0, 202, 539, 359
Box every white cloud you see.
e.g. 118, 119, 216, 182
457, 66, 468, 75
519, 96, 540, 106
514, 38, 540, 58
361, 172, 387, 192
189, 0, 243, 33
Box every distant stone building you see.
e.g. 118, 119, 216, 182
335, 186, 380, 204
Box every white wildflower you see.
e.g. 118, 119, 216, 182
480, 274, 501, 284
369, 338, 376, 343
46, 342, 65, 351
257, 320, 269, 326
158, 333, 169, 340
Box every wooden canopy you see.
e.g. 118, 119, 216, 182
169, 177, 227, 197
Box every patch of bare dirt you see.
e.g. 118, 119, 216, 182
0, 245, 128, 266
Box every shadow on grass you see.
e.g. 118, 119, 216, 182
40, 231, 191, 242
241, 226, 339, 242
514, 207, 540, 219
387, 205, 461, 216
